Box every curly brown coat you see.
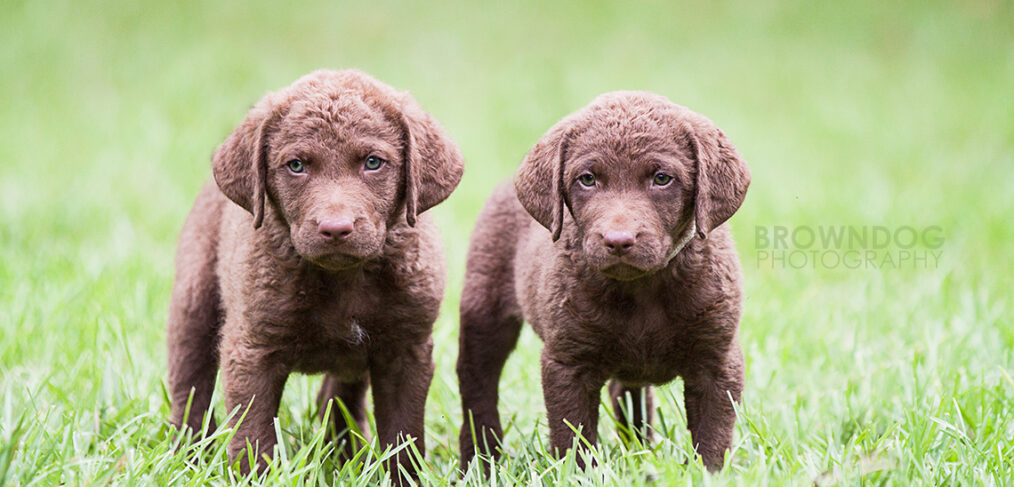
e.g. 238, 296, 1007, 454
456, 91, 750, 471
166, 69, 464, 479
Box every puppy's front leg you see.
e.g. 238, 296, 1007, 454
683, 342, 744, 471
540, 351, 604, 466
221, 344, 289, 474
370, 338, 435, 483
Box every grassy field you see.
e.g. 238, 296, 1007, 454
2, 0, 1013, 485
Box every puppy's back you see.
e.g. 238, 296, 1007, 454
461, 183, 532, 316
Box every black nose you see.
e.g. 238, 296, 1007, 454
602, 231, 636, 255
318, 217, 354, 240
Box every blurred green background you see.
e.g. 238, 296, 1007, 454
1, 0, 1012, 484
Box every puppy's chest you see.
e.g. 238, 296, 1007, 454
566, 291, 692, 384
287, 283, 387, 341
296, 297, 368, 343
251, 279, 393, 371
607, 313, 690, 384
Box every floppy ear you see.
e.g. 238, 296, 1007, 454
212, 99, 278, 229
515, 125, 572, 241
683, 121, 751, 239
395, 103, 465, 226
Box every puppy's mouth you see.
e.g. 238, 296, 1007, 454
307, 253, 366, 271
293, 226, 382, 271
599, 263, 649, 281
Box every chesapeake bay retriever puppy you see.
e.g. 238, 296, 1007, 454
166, 69, 464, 477
457, 91, 750, 471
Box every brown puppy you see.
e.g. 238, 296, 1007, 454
166, 69, 464, 478
457, 91, 749, 471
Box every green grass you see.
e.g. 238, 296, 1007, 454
2, 0, 1013, 485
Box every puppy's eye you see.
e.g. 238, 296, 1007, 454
287, 160, 306, 174
653, 173, 673, 186
577, 173, 596, 187
365, 156, 386, 171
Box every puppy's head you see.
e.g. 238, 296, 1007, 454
212, 70, 464, 271
515, 91, 749, 281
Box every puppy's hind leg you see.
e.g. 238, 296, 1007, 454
317, 375, 370, 462
456, 184, 528, 470
167, 185, 224, 437
456, 273, 523, 468
608, 380, 654, 446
